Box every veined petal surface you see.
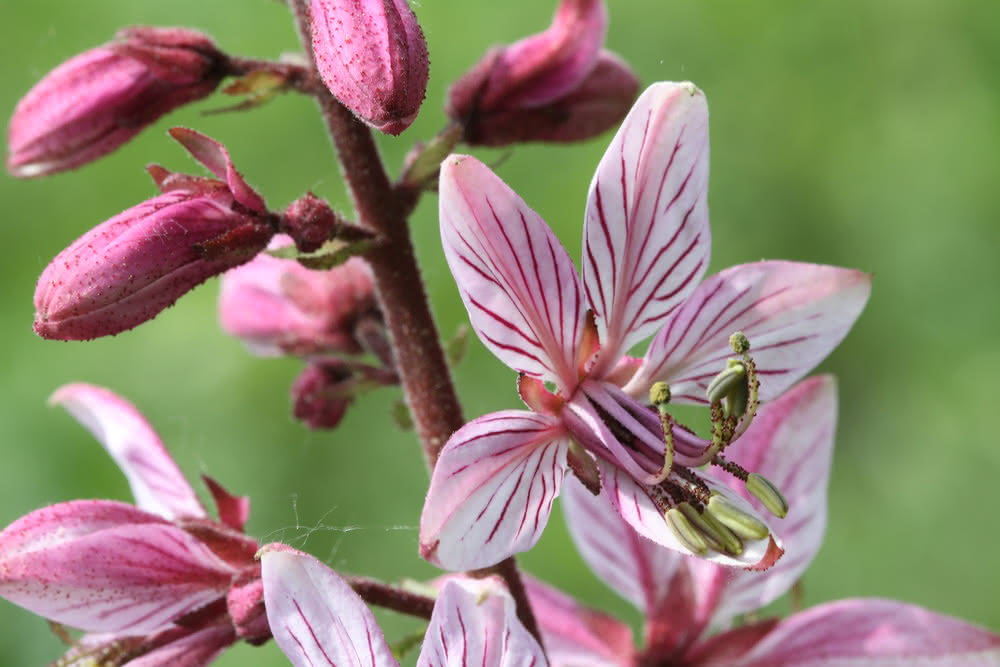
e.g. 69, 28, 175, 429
723, 599, 1000, 667
127, 624, 236, 667
627, 261, 870, 402
440, 155, 585, 392
583, 82, 711, 366
261, 546, 397, 667
701, 376, 838, 624
416, 579, 546, 667
420, 410, 568, 570
50, 383, 205, 520
0, 501, 234, 633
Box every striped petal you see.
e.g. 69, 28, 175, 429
419, 410, 569, 570
261, 545, 397, 667
626, 261, 871, 403
440, 155, 586, 393
523, 574, 634, 667
416, 579, 546, 667
596, 461, 780, 570
725, 599, 1000, 667
700, 376, 838, 624
0, 500, 235, 633
583, 82, 711, 368
50, 383, 205, 521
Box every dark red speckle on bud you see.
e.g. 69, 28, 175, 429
281, 193, 342, 253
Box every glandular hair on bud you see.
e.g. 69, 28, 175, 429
707, 494, 769, 540
666, 507, 707, 556
730, 331, 750, 354
649, 381, 671, 408
746, 473, 789, 519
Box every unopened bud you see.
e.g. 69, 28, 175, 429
310, 0, 429, 135
706, 360, 746, 405
678, 502, 742, 556
446, 0, 638, 147
746, 473, 789, 519
8, 27, 225, 178
227, 566, 269, 644
291, 362, 355, 430
665, 506, 707, 556
281, 193, 341, 253
706, 494, 769, 540
649, 381, 671, 410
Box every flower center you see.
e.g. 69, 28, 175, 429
561, 332, 789, 558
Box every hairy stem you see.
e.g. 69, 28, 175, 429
286, 0, 542, 647
345, 576, 436, 619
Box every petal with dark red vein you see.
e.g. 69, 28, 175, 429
626, 261, 870, 403
0, 500, 235, 633
260, 545, 398, 667
440, 155, 586, 393
725, 599, 1000, 667
416, 579, 547, 667
582, 82, 711, 368
50, 383, 205, 521
420, 410, 569, 570
697, 376, 838, 625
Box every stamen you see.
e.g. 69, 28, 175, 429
666, 506, 708, 556
680, 502, 743, 556
745, 473, 789, 518
706, 360, 746, 406
706, 494, 769, 540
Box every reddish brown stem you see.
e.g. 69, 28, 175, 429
345, 576, 436, 619
286, 0, 542, 648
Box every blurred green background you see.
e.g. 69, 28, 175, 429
3, 1, 999, 663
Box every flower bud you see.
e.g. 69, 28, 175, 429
8, 27, 226, 178
446, 0, 638, 146
310, 0, 429, 135
34, 129, 274, 340
219, 237, 376, 357
281, 193, 341, 253
227, 566, 269, 644
291, 362, 355, 429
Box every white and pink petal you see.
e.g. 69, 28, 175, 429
627, 261, 870, 403
420, 411, 569, 571
440, 155, 586, 393
50, 383, 205, 521
416, 579, 547, 667
583, 82, 711, 367
0, 500, 235, 633
260, 545, 398, 667
724, 599, 1000, 667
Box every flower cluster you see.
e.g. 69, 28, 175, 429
3, 0, 999, 666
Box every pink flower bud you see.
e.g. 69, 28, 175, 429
8, 27, 226, 178
34, 129, 274, 341
291, 362, 355, 429
446, 0, 637, 146
219, 236, 377, 357
281, 192, 341, 253
310, 0, 429, 135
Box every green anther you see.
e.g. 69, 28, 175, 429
746, 473, 789, 519
666, 507, 708, 556
649, 381, 672, 410
679, 502, 743, 556
730, 331, 750, 354
707, 494, 769, 540
706, 362, 746, 405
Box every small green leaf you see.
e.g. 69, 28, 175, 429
445, 323, 470, 367
392, 400, 414, 431
266, 239, 373, 270
400, 124, 463, 189
389, 627, 428, 662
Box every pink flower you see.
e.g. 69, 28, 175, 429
310, 0, 429, 135
7, 27, 225, 178
446, 0, 639, 146
0, 384, 266, 665
420, 82, 871, 571
218, 236, 377, 358
34, 128, 275, 341
527, 378, 1000, 666
260, 545, 547, 666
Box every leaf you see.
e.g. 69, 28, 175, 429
266, 239, 373, 270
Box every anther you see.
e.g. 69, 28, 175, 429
730, 331, 750, 354
666, 506, 708, 556
707, 494, 769, 540
706, 360, 746, 406
649, 382, 671, 410
679, 502, 743, 555
745, 473, 789, 519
